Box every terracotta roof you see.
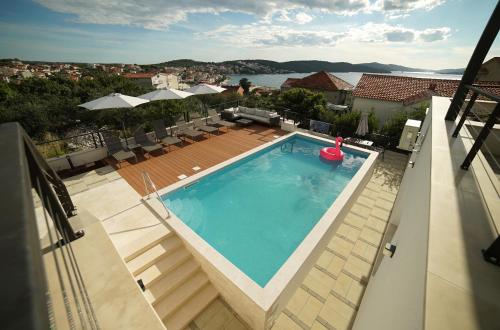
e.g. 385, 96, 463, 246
281, 71, 353, 91
354, 74, 500, 103
281, 78, 301, 89
221, 85, 244, 95
482, 56, 500, 66
123, 72, 156, 79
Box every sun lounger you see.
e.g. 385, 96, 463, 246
133, 126, 164, 155
206, 109, 235, 129
176, 121, 204, 141
101, 132, 136, 168
193, 118, 219, 136
152, 119, 182, 150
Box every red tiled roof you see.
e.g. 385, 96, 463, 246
221, 85, 244, 95
353, 74, 460, 102
354, 74, 500, 103
281, 78, 301, 89
123, 72, 156, 79
281, 71, 353, 91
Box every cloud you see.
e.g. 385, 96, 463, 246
295, 12, 313, 24
201, 24, 344, 47
419, 27, 451, 41
34, 0, 446, 29
385, 30, 415, 42
380, 0, 445, 12
201, 22, 450, 47
347, 23, 450, 43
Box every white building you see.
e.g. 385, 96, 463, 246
124, 72, 179, 89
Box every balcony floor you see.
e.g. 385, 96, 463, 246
115, 125, 288, 196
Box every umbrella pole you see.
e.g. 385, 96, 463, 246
121, 110, 128, 146
122, 120, 129, 146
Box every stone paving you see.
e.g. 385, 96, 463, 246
188, 151, 408, 330
62, 165, 122, 195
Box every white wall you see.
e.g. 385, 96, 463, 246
352, 97, 405, 126
352, 97, 494, 127
353, 109, 432, 330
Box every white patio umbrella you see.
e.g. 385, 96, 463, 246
79, 93, 149, 144
138, 88, 193, 101
185, 83, 226, 95
355, 112, 369, 136
138, 88, 194, 124
185, 84, 226, 119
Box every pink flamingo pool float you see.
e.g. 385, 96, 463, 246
320, 137, 344, 161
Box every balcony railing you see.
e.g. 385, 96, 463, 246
445, 1, 499, 171
1, 122, 99, 328
444, 1, 500, 267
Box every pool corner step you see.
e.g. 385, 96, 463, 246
137, 248, 192, 288
154, 271, 212, 322
122, 227, 172, 263
128, 235, 183, 276
164, 283, 218, 330
143, 258, 200, 304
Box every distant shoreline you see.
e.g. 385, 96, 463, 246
226, 71, 462, 89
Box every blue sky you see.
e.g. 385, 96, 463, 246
0, 0, 498, 69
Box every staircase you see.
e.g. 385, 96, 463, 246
124, 230, 218, 330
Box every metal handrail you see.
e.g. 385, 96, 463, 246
142, 171, 170, 218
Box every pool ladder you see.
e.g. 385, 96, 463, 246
281, 141, 295, 153
142, 170, 170, 218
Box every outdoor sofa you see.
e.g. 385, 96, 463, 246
222, 106, 280, 126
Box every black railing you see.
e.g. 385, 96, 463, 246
445, 1, 499, 121
1, 122, 97, 328
444, 2, 500, 268
445, 1, 500, 171
35, 129, 112, 160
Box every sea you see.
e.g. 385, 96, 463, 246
226, 71, 462, 89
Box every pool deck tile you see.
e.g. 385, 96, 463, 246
176, 150, 408, 330
327, 235, 355, 259
311, 320, 329, 330
335, 224, 361, 244
303, 268, 336, 300
343, 213, 366, 229
297, 295, 324, 327
359, 227, 384, 247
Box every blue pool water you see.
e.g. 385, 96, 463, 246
161, 135, 368, 287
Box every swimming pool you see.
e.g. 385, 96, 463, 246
151, 132, 377, 329
161, 134, 368, 287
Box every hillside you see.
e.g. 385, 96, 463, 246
159, 59, 462, 74
359, 62, 428, 72
161, 59, 391, 74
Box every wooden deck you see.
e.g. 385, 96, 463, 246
116, 125, 289, 196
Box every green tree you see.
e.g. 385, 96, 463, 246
239, 78, 251, 95
381, 104, 428, 139
278, 88, 326, 126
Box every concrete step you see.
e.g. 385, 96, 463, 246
154, 271, 210, 321
138, 248, 192, 288
164, 284, 218, 330
122, 227, 172, 262
128, 236, 183, 276
143, 259, 200, 304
